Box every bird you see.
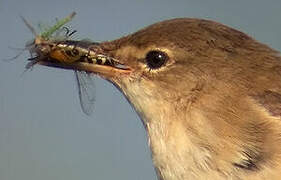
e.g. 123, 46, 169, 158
38, 18, 281, 180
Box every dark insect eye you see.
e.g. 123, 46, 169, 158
145, 50, 168, 69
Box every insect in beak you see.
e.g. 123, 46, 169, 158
22, 12, 131, 115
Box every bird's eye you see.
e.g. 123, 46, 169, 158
145, 50, 168, 69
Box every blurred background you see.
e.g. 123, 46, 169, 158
1, 0, 281, 179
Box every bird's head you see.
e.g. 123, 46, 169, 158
39, 18, 276, 124
37, 18, 281, 179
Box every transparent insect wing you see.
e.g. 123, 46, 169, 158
75, 71, 96, 115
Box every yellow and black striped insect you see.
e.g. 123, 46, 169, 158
23, 12, 110, 115
29, 38, 122, 115
45, 40, 116, 66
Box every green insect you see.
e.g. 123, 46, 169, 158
22, 12, 99, 115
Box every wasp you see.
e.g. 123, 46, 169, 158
27, 34, 116, 69
22, 12, 107, 115
44, 40, 116, 66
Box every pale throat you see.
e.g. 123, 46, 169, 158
117, 77, 216, 179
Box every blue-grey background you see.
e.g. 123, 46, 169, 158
1, 0, 281, 179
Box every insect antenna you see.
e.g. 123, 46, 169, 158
20, 16, 37, 36
3, 47, 27, 62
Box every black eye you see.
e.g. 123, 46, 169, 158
145, 50, 168, 69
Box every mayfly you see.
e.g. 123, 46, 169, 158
22, 12, 102, 115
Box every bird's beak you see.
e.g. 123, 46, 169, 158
35, 40, 132, 79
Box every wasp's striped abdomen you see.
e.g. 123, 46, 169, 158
46, 40, 116, 66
